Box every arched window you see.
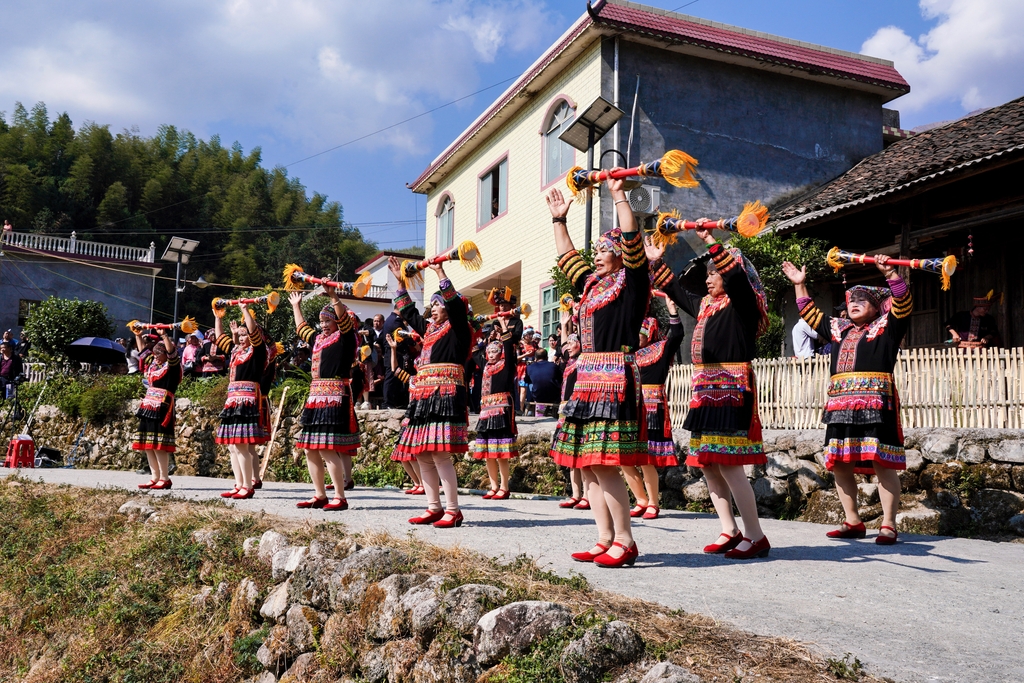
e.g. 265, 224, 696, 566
543, 100, 576, 185
436, 194, 454, 252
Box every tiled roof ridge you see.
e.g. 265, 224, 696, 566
604, 0, 893, 66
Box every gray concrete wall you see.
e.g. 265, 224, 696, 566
0, 254, 156, 336
600, 38, 884, 255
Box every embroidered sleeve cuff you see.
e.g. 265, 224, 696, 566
650, 260, 674, 289
796, 296, 813, 310
393, 289, 414, 312
890, 291, 913, 319
668, 316, 680, 325
887, 276, 908, 298
620, 231, 646, 269
709, 242, 738, 274
799, 299, 824, 330
337, 313, 353, 334
438, 278, 459, 302
296, 321, 316, 344
215, 333, 232, 354
557, 250, 590, 289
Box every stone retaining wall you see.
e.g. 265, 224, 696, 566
17, 404, 1024, 537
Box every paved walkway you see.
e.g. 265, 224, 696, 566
4, 468, 1022, 683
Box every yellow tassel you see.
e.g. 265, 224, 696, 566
940, 255, 957, 291
126, 320, 142, 334
211, 297, 228, 318
282, 263, 305, 291
659, 150, 699, 188
565, 166, 591, 203
648, 211, 681, 248
275, 342, 285, 355
559, 294, 575, 312
351, 272, 374, 299
735, 201, 769, 237
400, 259, 424, 290
826, 246, 845, 273
519, 303, 532, 320
265, 291, 281, 314
457, 240, 483, 270
180, 316, 198, 334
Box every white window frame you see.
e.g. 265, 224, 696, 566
543, 100, 576, 186
478, 157, 508, 228
436, 195, 454, 252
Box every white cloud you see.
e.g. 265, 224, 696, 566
862, 0, 1024, 115
0, 0, 555, 154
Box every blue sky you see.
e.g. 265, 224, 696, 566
1, 0, 1022, 253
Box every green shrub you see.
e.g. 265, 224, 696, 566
269, 376, 310, 415
177, 375, 230, 412
21, 296, 115, 359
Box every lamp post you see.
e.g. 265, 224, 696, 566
160, 237, 200, 323
558, 96, 624, 251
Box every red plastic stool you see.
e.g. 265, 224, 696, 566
4, 435, 35, 468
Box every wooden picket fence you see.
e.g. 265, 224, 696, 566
665, 347, 1024, 430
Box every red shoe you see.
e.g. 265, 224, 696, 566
629, 504, 646, 518
326, 483, 335, 490
559, 497, 581, 509
492, 489, 510, 500
150, 479, 173, 490
411, 486, 425, 495
231, 487, 255, 500
433, 510, 464, 528
573, 498, 590, 510
296, 496, 328, 509
251, 478, 263, 490
826, 522, 866, 539
703, 531, 743, 554
344, 479, 355, 491
138, 480, 157, 490
221, 487, 241, 498
482, 489, 497, 499
876, 525, 898, 545
404, 486, 421, 495
724, 536, 771, 559
324, 497, 349, 511
642, 505, 660, 520
594, 542, 639, 568
571, 543, 611, 563
409, 509, 445, 525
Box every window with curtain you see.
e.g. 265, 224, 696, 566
478, 158, 508, 227
436, 195, 454, 252
543, 101, 576, 185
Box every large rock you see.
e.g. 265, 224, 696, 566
117, 500, 155, 522
364, 573, 430, 640
896, 503, 942, 535
989, 440, 1024, 464
957, 441, 987, 464
229, 578, 260, 623
920, 431, 959, 463
682, 479, 709, 504
793, 436, 821, 459
380, 638, 421, 682
286, 604, 320, 653
640, 661, 701, 683
561, 621, 644, 683
256, 624, 298, 676
260, 578, 292, 622
257, 530, 289, 565
752, 477, 787, 506
439, 584, 506, 635
904, 449, 925, 472
273, 546, 309, 582
359, 647, 389, 683
766, 452, 800, 478
1007, 514, 1024, 535
279, 652, 317, 683
969, 489, 1024, 529
289, 546, 408, 613
474, 601, 573, 667
414, 636, 481, 683
800, 489, 845, 526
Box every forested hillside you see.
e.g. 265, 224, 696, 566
0, 102, 377, 319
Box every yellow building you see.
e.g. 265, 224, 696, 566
409, 0, 907, 341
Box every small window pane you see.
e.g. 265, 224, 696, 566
497, 160, 508, 215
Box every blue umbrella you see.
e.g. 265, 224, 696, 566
66, 337, 127, 365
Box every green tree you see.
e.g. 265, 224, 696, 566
22, 296, 115, 359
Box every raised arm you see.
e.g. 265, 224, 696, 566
877, 254, 913, 344
546, 187, 575, 256
783, 260, 831, 339
663, 298, 686, 359
388, 255, 427, 335
433, 263, 470, 349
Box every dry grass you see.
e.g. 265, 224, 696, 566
0, 478, 885, 683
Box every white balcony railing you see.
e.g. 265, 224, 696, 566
1, 231, 155, 263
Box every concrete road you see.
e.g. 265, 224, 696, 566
4, 467, 1022, 683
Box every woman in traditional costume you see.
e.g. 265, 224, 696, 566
556, 312, 587, 510
134, 329, 182, 490
288, 289, 359, 511
214, 304, 268, 499
385, 331, 424, 495
387, 256, 472, 528
657, 229, 770, 559
472, 317, 519, 499
621, 301, 684, 520
784, 255, 911, 544
547, 177, 651, 569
